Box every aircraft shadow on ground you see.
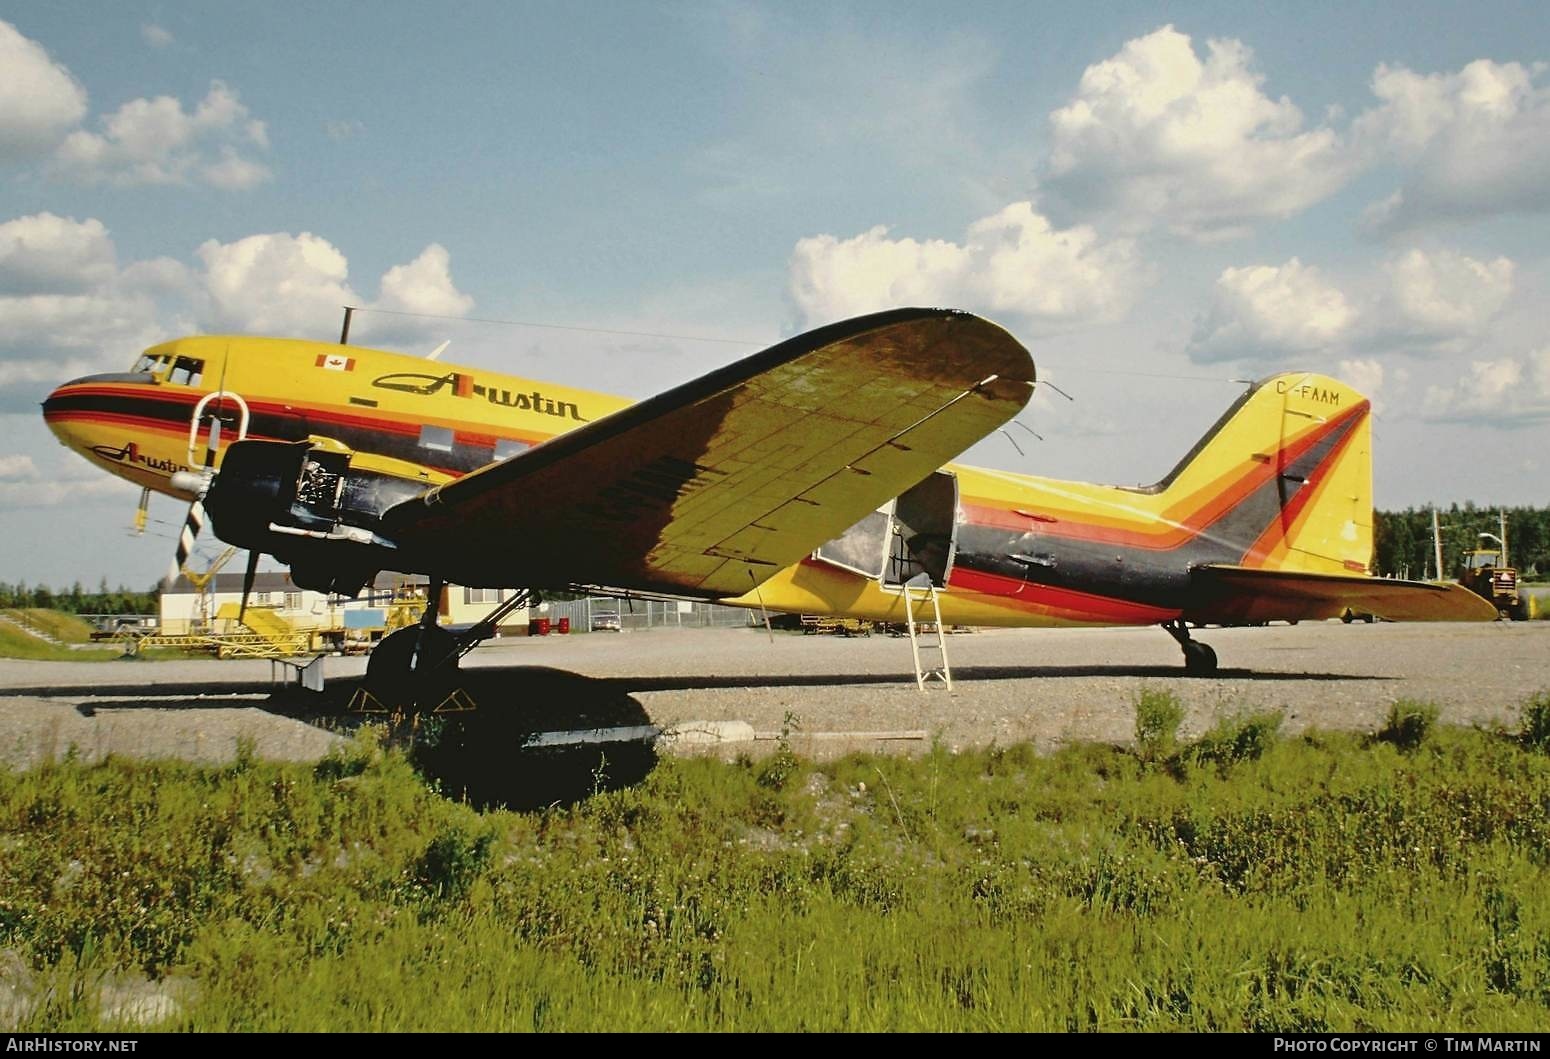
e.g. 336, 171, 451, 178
19, 659, 1389, 812
396, 667, 660, 812
59, 667, 662, 813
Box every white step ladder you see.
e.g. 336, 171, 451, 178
902, 573, 952, 691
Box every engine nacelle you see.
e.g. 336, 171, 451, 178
205, 438, 440, 596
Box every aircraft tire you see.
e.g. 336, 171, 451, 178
366, 625, 460, 709
1183, 641, 1218, 677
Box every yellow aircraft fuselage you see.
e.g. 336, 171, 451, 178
43, 334, 1398, 630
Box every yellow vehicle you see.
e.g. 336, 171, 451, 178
1457, 546, 1524, 620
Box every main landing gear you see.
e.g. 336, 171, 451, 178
1162, 619, 1218, 677
363, 579, 534, 710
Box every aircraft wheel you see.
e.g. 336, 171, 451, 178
1183, 641, 1218, 677
366, 625, 459, 709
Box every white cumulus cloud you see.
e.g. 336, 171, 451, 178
194, 231, 475, 342
0, 211, 474, 410
0, 212, 118, 294
0, 447, 135, 508
1336, 358, 1386, 412
54, 81, 271, 188
1423, 348, 1550, 425
1187, 248, 1515, 366
0, 19, 88, 160
195, 232, 355, 335
1188, 259, 1355, 363
1377, 248, 1513, 346
0, 454, 37, 479
788, 202, 1141, 331
0, 213, 174, 410
1356, 59, 1550, 232
1045, 25, 1352, 239
141, 24, 174, 49
375, 244, 475, 318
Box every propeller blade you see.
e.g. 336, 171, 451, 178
238, 550, 259, 624
163, 411, 223, 588
164, 498, 206, 588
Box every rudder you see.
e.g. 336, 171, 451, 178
1147, 373, 1374, 575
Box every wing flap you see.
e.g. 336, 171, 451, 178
1186, 564, 1500, 623
384, 309, 1035, 596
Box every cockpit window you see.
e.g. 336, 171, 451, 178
168, 356, 204, 386
127, 352, 204, 386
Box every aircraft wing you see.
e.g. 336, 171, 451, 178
382, 308, 1035, 596
1184, 564, 1501, 624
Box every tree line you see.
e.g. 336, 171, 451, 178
1374, 504, 1549, 581
0, 579, 158, 614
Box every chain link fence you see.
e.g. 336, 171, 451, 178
536, 596, 758, 633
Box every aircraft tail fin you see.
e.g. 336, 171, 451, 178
1146, 373, 1374, 575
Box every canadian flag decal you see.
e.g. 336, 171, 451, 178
315, 353, 356, 371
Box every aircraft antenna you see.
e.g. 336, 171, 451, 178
339, 305, 356, 345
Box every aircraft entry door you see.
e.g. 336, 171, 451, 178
811, 470, 960, 588
882, 471, 958, 589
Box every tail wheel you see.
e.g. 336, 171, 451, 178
1183, 641, 1218, 677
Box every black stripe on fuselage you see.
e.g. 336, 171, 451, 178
43, 389, 498, 476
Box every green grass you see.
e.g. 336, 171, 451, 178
2, 609, 96, 644
0, 623, 99, 661
3, 697, 1550, 1031
0, 610, 194, 661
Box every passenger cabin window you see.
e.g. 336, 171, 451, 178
418, 425, 455, 453
494, 438, 529, 460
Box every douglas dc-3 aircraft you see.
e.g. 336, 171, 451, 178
42, 308, 1495, 705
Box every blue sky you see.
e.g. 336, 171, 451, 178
2, 2, 1548, 587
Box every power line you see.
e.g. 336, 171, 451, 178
352, 306, 763, 347
356, 306, 1246, 385
1039, 364, 1244, 385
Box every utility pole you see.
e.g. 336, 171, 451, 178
1432, 509, 1445, 582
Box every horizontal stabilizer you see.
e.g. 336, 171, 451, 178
1186, 564, 1501, 624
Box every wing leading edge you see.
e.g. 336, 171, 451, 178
1186, 564, 1501, 624
383, 308, 1036, 596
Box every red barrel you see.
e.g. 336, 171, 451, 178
535, 617, 551, 636
557, 617, 571, 634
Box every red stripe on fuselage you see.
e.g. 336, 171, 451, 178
948, 565, 1180, 624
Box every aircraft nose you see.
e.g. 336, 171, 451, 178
41, 370, 150, 446
41, 378, 82, 445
